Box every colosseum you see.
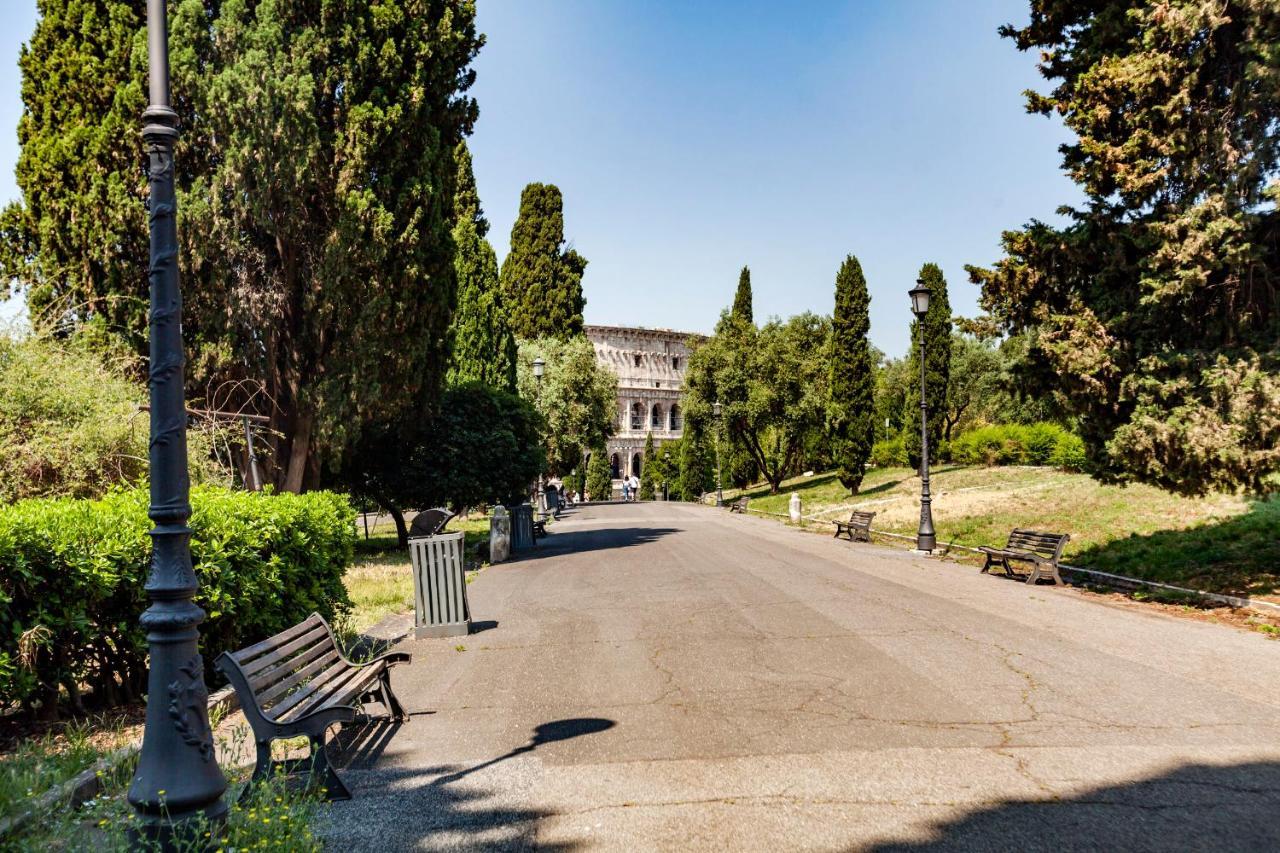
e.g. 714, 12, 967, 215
584, 325, 706, 481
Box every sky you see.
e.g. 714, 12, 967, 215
0, 0, 1079, 356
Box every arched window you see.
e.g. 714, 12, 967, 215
669, 403, 682, 431
632, 453, 642, 477
630, 402, 643, 430
633, 354, 642, 368
610, 454, 620, 479
651, 403, 662, 428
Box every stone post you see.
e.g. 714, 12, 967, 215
489, 506, 511, 563
789, 493, 802, 524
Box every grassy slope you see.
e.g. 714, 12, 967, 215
345, 515, 493, 633
725, 466, 1280, 598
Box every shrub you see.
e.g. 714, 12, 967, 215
870, 435, 907, 468
0, 486, 354, 714
948, 422, 1084, 470
1050, 431, 1088, 471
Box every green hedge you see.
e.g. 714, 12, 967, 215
0, 486, 354, 714
947, 422, 1085, 470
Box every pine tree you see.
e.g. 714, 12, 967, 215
639, 432, 657, 500
828, 255, 875, 493
448, 143, 516, 391
731, 266, 753, 326
903, 263, 952, 468
677, 426, 714, 502
499, 183, 587, 339
969, 1, 1280, 494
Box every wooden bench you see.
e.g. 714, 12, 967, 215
215, 613, 410, 801
833, 510, 876, 542
728, 496, 749, 514
978, 529, 1070, 585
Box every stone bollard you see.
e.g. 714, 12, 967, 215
789, 492, 802, 523
489, 506, 511, 563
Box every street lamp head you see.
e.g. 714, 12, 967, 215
712, 401, 722, 418
909, 279, 931, 318
532, 357, 545, 380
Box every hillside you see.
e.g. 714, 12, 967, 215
725, 466, 1280, 599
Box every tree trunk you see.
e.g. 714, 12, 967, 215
283, 410, 314, 493
387, 505, 409, 549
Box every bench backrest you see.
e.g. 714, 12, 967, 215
847, 510, 876, 525
1005, 529, 1070, 561
215, 613, 342, 724
734, 497, 749, 509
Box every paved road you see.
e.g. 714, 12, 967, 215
321, 502, 1280, 851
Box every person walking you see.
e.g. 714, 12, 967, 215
629, 473, 641, 501
622, 476, 631, 502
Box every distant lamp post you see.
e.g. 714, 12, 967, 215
532, 357, 546, 509
909, 279, 936, 553
712, 401, 724, 507
128, 0, 229, 843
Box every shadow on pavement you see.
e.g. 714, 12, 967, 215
869, 760, 1280, 852
325, 718, 616, 851
513, 526, 680, 562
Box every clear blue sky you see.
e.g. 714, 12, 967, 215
0, 0, 1078, 356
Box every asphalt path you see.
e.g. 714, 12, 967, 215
320, 501, 1280, 851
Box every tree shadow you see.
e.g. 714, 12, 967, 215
1072, 496, 1280, 598
322, 718, 616, 851
510, 526, 680, 562
868, 760, 1280, 852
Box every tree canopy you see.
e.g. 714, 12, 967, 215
516, 336, 617, 476
968, 0, 1280, 495
499, 184, 587, 339
2, 0, 484, 495
685, 312, 831, 493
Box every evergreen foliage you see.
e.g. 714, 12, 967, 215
3, 0, 483, 494
676, 426, 715, 501
903, 263, 952, 468
585, 446, 613, 502
968, 1, 1280, 494
337, 382, 543, 545
448, 143, 516, 391
828, 255, 875, 493
0, 0, 152, 346
731, 265, 753, 325
639, 432, 657, 500
499, 184, 588, 339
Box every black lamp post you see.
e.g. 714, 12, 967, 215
128, 0, 228, 843
712, 401, 724, 506
662, 450, 671, 501
909, 279, 936, 554
533, 357, 545, 509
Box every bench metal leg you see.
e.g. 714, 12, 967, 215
377, 672, 409, 722
309, 734, 352, 801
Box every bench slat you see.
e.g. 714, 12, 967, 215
254, 649, 341, 709
275, 661, 379, 723
231, 613, 324, 663
241, 624, 333, 678
248, 638, 335, 693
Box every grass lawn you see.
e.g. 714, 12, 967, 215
344, 513, 493, 633
724, 466, 1280, 599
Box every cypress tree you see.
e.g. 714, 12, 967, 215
585, 446, 613, 502
903, 263, 952, 468
448, 143, 516, 391
499, 183, 587, 339
731, 266, 753, 326
828, 255, 875, 493
639, 432, 657, 500
0, 0, 154, 348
